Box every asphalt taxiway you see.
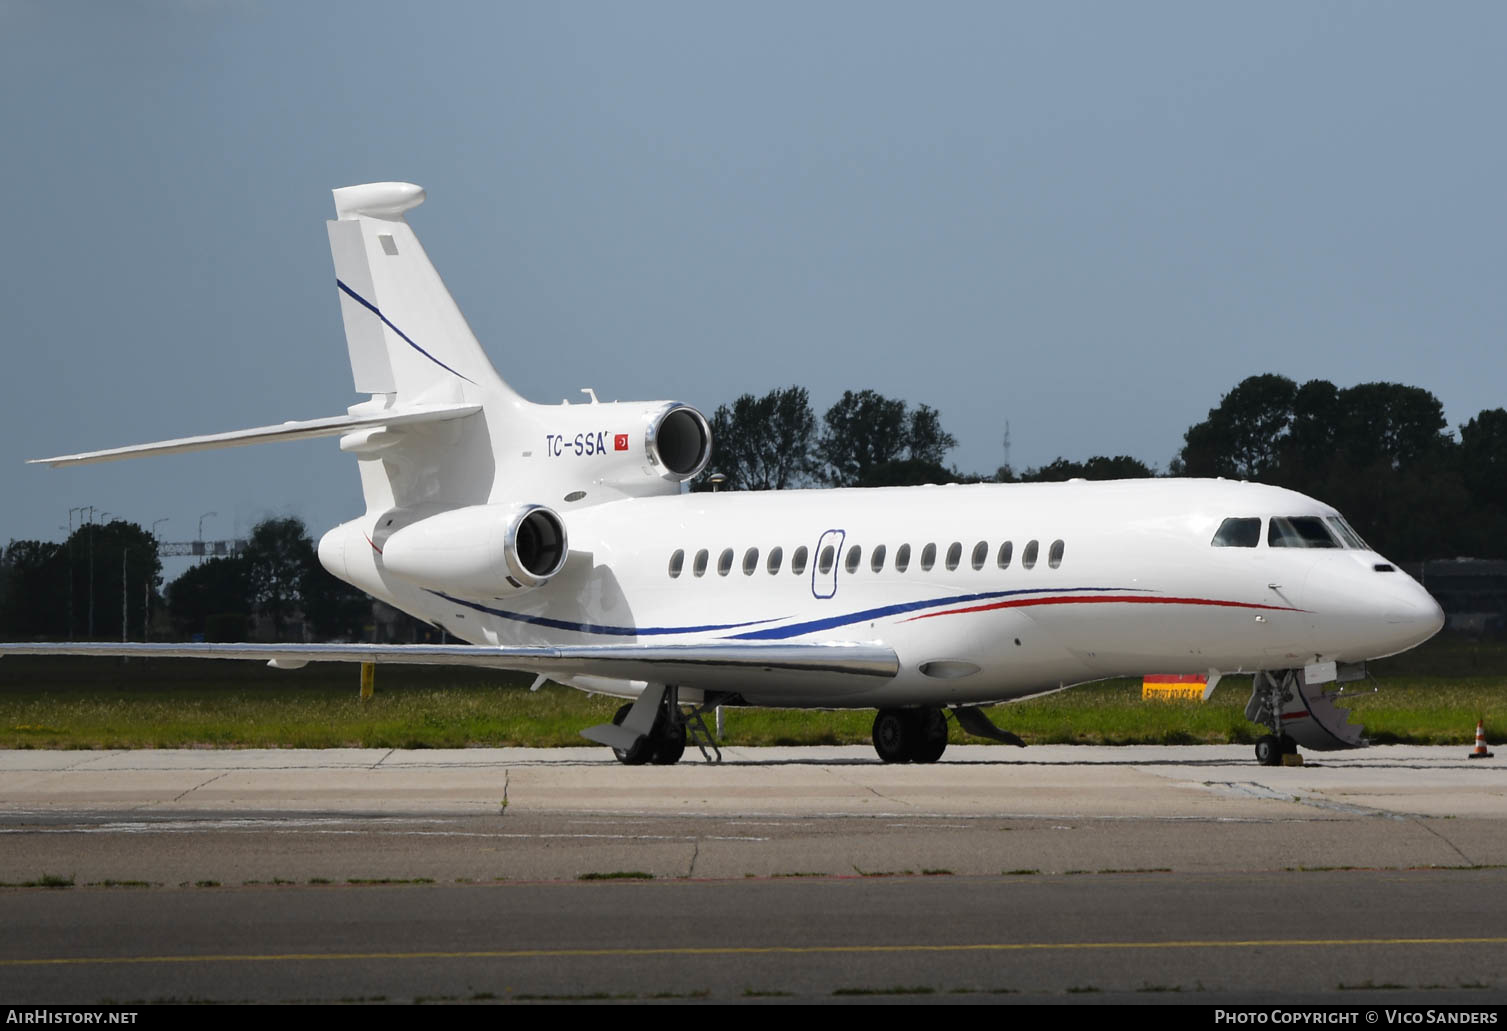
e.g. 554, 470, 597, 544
2, 745, 1504, 1003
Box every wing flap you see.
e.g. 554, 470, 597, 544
27, 402, 481, 468
0, 641, 898, 696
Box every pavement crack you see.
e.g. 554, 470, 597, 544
1202, 781, 1407, 820
172, 771, 229, 803
687, 839, 700, 879
369, 749, 396, 769
1412, 818, 1474, 865
500, 770, 509, 816
823, 765, 914, 808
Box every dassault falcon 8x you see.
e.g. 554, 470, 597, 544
4, 182, 1445, 766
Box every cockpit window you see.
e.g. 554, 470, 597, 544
1326, 516, 1369, 550
1269, 516, 1340, 548
1211, 517, 1261, 548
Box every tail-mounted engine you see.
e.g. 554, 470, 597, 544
526, 400, 712, 501
379, 503, 568, 600
644, 403, 713, 482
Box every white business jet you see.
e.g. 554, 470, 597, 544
7, 183, 1445, 767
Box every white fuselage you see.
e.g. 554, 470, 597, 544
322, 477, 1445, 708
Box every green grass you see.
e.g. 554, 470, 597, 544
0, 636, 1503, 749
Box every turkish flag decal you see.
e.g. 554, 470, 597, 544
614, 433, 629, 451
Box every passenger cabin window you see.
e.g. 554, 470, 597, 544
895, 544, 911, 573
997, 541, 1013, 569
870, 544, 887, 573
767, 546, 784, 574
693, 549, 709, 577
1269, 517, 1340, 549
742, 547, 759, 575
945, 542, 962, 571
845, 545, 862, 574
792, 546, 809, 575
920, 543, 937, 571
971, 541, 988, 571
1048, 539, 1064, 568
718, 548, 734, 575
1211, 517, 1261, 548
1022, 540, 1039, 569
668, 549, 685, 578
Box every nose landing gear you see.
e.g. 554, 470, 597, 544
1246, 667, 1367, 766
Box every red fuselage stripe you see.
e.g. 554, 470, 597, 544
902, 594, 1300, 623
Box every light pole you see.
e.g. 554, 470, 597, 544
66, 506, 87, 640
85, 505, 96, 639
147, 519, 167, 641
198, 511, 217, 563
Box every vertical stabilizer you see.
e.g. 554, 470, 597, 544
326, 183, 517, 402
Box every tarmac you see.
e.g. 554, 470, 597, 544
3, 745, 1505, 1003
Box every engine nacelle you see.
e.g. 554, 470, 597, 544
642, 402, 713, 482
380, 503, 568, 600
527, 401, 712, 500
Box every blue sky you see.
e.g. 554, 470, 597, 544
3, 1, 1503, 570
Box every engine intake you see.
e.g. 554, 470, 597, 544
646, 403, 711, 482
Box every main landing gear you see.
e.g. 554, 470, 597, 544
596, 684, 721, 766
871, 707, 949, 764
611, 702, 687, 766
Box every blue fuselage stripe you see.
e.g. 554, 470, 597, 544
431, 586, 1136, 640
336, 279, 476, 385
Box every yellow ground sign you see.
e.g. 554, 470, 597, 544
1141, 674, 1207, 701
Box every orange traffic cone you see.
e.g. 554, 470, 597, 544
1468, 721, 1494, 759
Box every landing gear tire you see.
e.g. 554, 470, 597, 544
1255, 734, 1284, 767
872, 708, 948, 763
650, 722, 687, 765
911, 708, 948, 764
611, 704, 654, 766
872, 709, 913, 763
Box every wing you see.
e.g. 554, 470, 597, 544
26, 402, 480, 468
0, 641, 898, 697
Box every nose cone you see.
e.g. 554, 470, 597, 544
1306, 559, 1445, 661
1380, 575, 1440, 639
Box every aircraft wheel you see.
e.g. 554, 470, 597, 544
650, 722, 687, 765
872, 709, 914, 763
1254, 734, 1283, 767
911, 708, 948, 764
611, 703, 653, 766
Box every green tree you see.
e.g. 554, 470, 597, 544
1022, 456, 1155, 482
302, 559, 372, 641
242, 517, 317, 639
167, 556, 250, 641
1461, 408, 1507, 511
0, 540, 67, 639
819, 390, 958, 486
1179, 374, 1298, 480
704, 386, 817, 490
66, 520, 162, 641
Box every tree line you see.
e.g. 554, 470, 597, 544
4, 373, 1503, 640
0, 517, 368, 643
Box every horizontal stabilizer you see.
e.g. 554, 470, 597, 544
0, 641, 899, 695
28, 402, 480, 467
